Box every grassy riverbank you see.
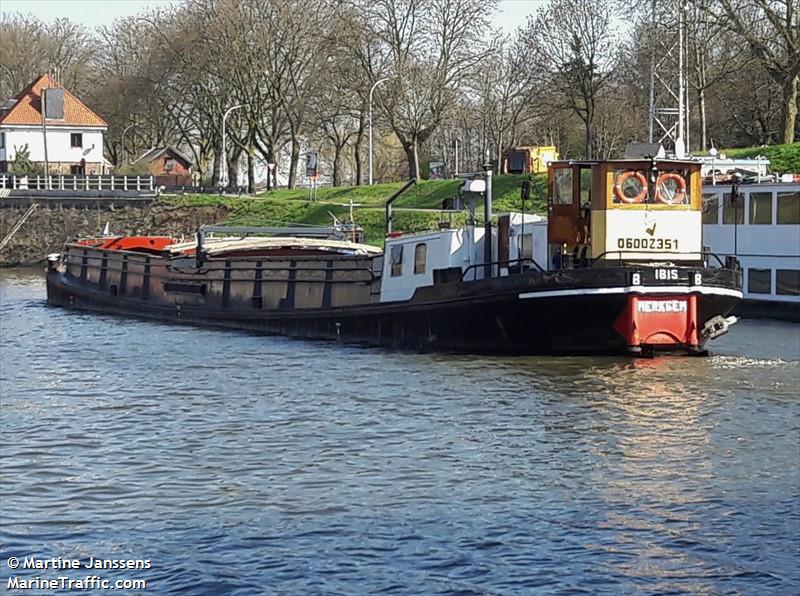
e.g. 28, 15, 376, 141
160, 173, 548, 245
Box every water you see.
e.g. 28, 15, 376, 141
1, 269, 798, 595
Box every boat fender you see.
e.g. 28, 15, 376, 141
613, 171, 648, 204
656, 172, 687, 204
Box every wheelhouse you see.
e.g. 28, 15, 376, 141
547, 159, 703, 266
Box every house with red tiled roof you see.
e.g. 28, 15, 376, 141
0, 73, 108, 174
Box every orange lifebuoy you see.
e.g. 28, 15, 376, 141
656, 172, 687, 204
613, 171, 648, 204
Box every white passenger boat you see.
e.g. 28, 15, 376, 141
702, 180, 800, 321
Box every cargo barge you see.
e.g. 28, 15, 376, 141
46, 159, 742, 355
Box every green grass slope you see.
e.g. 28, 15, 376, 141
161, 173, 548, 246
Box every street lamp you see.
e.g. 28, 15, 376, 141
121, 123, 135, 165
454, 137, 460, 177
369, 77, 394, 186
221, 104, 247, 187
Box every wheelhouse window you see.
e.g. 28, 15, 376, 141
777, 191, 799, 224
70, 133, 82, 148
552, 168, 573, 205
390, 245, 403, 277
776, 269, 800, 296
702, 194, 719, 224
413, 243, 426, 274
611, 169, 647, 204
722, 193, 744, 225
749, 192, 772, 225
747, 269, 771, 294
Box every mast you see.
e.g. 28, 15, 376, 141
648, 0, 690, 157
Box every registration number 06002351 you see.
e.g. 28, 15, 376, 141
617, 237, 678, 251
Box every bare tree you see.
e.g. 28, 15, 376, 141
369, 0, 495, 179
714, 0, 799, 144
521, 0, 618, 159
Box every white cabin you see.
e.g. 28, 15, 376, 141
379, 213, 547, 302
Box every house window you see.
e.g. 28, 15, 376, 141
749, 192, 772, 225
390, 245, 403, 277
70, 133, 82, 148
414, 243, 426, 274
777, 191, 799, 224
164, 158, 175, 171
722, 192, 744, 225
702, 194, 719, 224
776, 269, 800, 296
747, 269, 771, 294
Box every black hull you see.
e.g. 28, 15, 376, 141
46, 269, 740, 355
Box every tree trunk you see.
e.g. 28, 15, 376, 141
288, 135, 300, 189
698, 87, 708, 151
332, 145, 342, 187
354, 120, 365, 186
211, 144, 221, 186
247, 141, 255, 194
782, 75, 798, 144
403, 136, 420, 180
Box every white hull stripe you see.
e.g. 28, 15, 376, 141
518, 286, 743, 300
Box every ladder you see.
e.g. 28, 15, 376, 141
0, 203, 38, 252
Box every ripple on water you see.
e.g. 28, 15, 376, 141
1, 270, 798, 594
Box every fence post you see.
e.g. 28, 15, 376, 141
85, 176, 89, 191
123, 176, 128, 191
137, 177, 141, 191
149, 176, 154, 191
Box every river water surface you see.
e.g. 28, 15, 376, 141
1, 269, 798, 594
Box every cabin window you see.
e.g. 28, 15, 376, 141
776, 269, 800, 296
390, 245, 403, 277
579, 168, 592, 206
702, 194, 719, 224
518, 234, 533, 260
777, 191, 799, 224
553, 168, 573, 205
70, 133, 82, 148
722, 193, 744, 225
749, 192, 772, 225
611, 169, 648, 204
413, 243, 426, 274
747, 269, 771, 294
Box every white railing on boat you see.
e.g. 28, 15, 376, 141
0, 174, 155, 192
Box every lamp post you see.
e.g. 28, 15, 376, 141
369, 77, 393, 186
221, 104, 247, 187
454, 137, 460, 177
121, 123, 135, 166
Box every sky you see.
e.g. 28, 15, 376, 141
0, 0, 545, 36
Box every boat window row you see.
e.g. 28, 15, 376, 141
702, 190, 800, 225
552, 167, 692, 206
747, 268, 800, 296
390, 243, 427, 277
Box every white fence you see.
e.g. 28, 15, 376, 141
0, 174, 155, 192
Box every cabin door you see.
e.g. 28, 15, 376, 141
548, 165, 579, 245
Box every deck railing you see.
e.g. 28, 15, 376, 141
0, 174, 155, 192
